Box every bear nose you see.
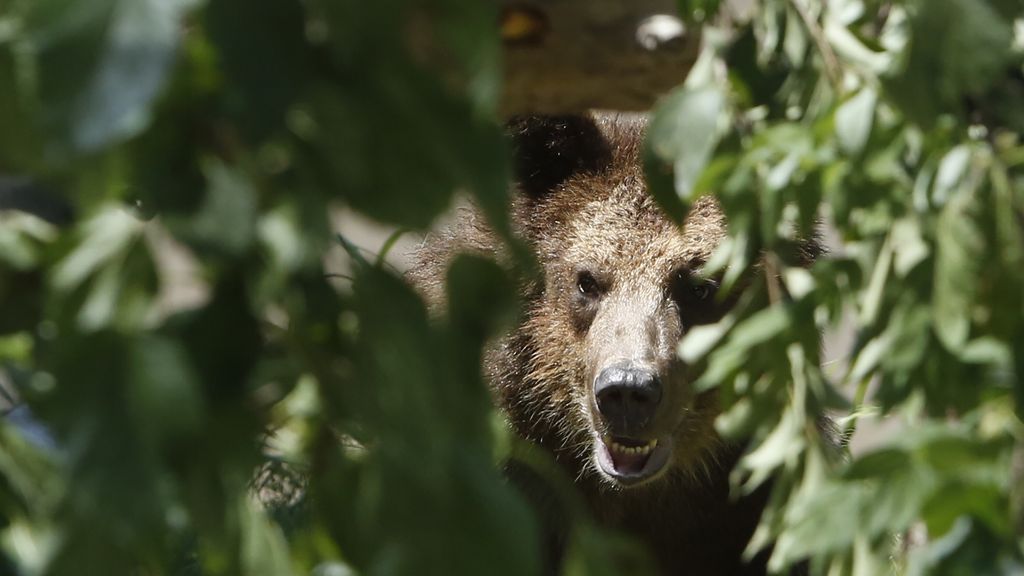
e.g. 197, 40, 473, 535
594, 364, 662, 435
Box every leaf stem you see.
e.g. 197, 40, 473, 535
787, 0, 842, 90
764, 251, 784, 305
375, 228, 410, 268
841, 376, 872, 448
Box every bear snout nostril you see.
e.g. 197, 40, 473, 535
594, 365, 663, 434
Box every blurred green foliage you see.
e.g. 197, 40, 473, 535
648, 1, 1024, 573
0, 0, 1022, 575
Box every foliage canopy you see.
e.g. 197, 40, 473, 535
1, 0, 1023, 574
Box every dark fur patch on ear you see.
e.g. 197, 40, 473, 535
507, 115, 612, 199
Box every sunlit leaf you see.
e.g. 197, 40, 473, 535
25, 0, 197, 153
645, 84, 727, 219
240, 498, 294, 576
189, 160, 258, 256
933, 187, 984, 351
2, 0, 1024, 574
835, 87, 876, 156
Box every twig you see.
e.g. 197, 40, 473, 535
788, 0, 842, 90
840, 376, 873, 449
764, 252, 784, 306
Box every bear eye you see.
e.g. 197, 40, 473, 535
576, 271, 602, 299
691, 281, 714, 301
671, 270, 717, 304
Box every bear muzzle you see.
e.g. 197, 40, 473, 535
591, 361, 674, 485
594, 363, 662, 435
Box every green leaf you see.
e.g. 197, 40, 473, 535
0, 213, 57, 270
933, 188, 984, 351
48, 205, 158, 331
727, 305, 791, 353
920, 435, 1005, 476
0, 44, 44, 170
298, 1, 509, 232
891, 216, 930, 277
188, 160, 259, 256
835, 87, 877, 156
932, 146, 971, 207
879, 302, 931, 376
25, 0, 196, 154
782, 7, 807, 67
857, 234, 892, 327
886, 0, 1014, 127
0, 423, 62, 514
739, 406, 804, 485
923, 483, 1008, 538
645, 85, 727, 219
345, 265, 541, 576
51, 207, 144, 292
843, 448, 909, 480
32, 330, 179, 573
860, 464, 938, 537
307, 80, 507, 230
240, 498, 294, 576
206, 0, 309, 143
258, 208, 306, 273
774, 482, 871, 559
677, 316, 734, 364
446, 255, 518, 345
563, 524, 658, 576
126, 336, 206, 445
428, 0, 503, 114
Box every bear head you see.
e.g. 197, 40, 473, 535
488, 113, 736, 490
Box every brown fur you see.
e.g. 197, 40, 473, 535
409, 114, 788, 575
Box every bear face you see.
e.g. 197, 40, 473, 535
500, 114, 733, 489
525, 185, 729, 488
411, 113, 813, 574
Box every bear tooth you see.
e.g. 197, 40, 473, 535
606, 442, 662, 455
607, 441, 660, 455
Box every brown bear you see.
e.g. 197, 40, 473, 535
409, 113, 799, 576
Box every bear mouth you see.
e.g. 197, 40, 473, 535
594, 434, 673, 486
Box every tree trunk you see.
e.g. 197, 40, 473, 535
499, 0, 703, 114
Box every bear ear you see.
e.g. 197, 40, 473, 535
507, 115, 612, 200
